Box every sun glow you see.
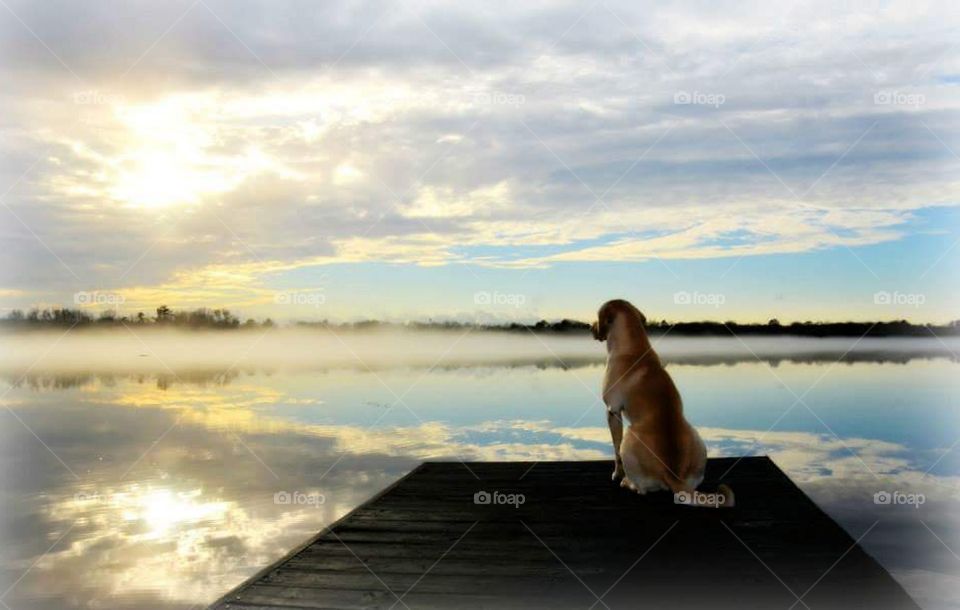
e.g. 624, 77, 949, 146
108, 96, 297, 209
333, 163, 362, 185
110, 150, 238, 209
121, 488, 231, 538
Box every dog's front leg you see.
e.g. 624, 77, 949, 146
607, 409, 625, 481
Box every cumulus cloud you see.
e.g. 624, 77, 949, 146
0, 0, 957, 307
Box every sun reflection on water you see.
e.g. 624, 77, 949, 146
2, 359, 958, 609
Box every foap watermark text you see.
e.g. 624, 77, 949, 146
874, 90, 925, 107
274, 491, 325, 507
674, 291, 725, 308
474, 490, 525, 508
674, 490, 727, 507
674, 90, 725, 108
874, 490, 925, 508
474, 290, 526, 308
275, 291, 326, 308
474, 91, 526, 107
873, 291, 925, 308
74, 291, 125, 307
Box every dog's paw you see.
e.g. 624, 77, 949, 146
611, 465, 625, 482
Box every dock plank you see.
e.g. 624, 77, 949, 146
210, 458, 918, 609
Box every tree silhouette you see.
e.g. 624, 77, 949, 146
2, 306, 959, 337
156, 305, 172, 323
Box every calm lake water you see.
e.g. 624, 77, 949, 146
1, 331, 959, 609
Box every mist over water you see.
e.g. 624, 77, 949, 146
1, 332, 958, 609
2, 328, 957, 374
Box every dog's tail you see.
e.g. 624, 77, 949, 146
718, 484, 735, 507
670, 480, 735, 509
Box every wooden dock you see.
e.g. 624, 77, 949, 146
210, 457, 918, 609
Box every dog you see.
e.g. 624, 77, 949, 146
592, 299, 733, 508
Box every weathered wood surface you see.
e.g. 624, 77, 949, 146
210, 458, 918, 609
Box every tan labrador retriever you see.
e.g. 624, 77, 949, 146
592, 299, 733, 508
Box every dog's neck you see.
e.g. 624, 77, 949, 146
606, 315, 653, 357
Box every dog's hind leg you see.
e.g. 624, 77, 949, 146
619, 425, 671, 495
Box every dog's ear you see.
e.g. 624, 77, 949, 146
591, 320, 605, 341
592, 308, 611, 341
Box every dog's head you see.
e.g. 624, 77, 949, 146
591, 299, 646, 342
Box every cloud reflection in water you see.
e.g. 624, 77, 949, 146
1, 352, 958, 609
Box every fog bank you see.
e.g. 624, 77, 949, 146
2, 328, 958, 375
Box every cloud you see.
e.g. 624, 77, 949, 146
0, 0, 957, 308
4, 367, 959, 607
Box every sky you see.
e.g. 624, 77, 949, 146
0, 0, 958, 323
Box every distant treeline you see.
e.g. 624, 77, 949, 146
2, 307, 959, 337
295, 317, 960, 337
645, 319, 960, 338
1, 306, 274, 329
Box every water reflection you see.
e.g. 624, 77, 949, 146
1, 345, 958, 609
